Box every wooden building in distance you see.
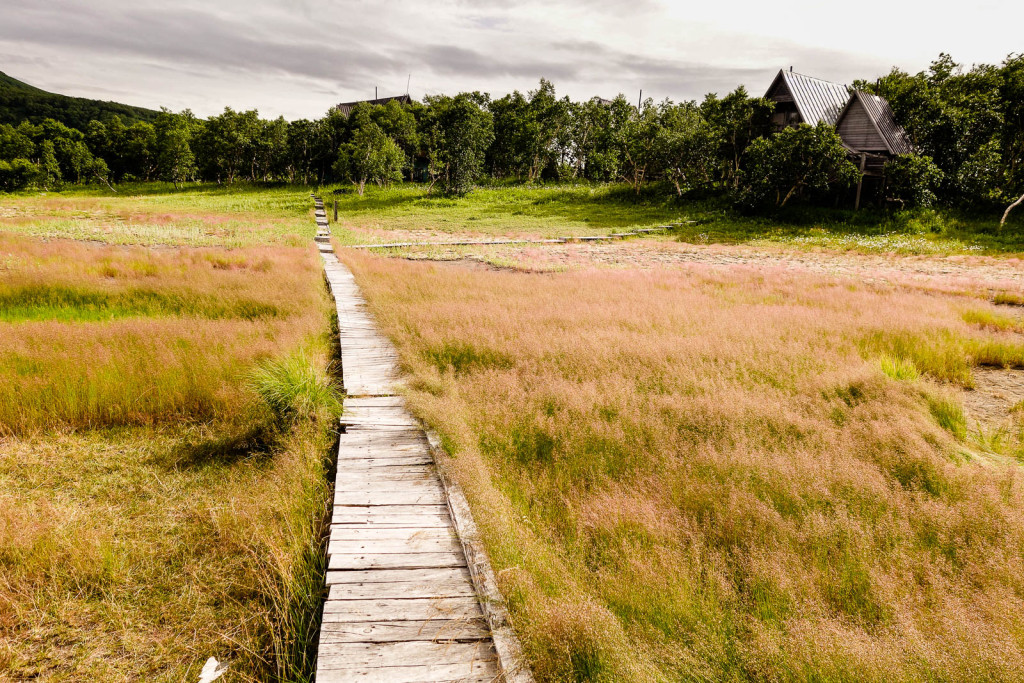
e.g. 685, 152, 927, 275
765, 68, 913, 207
765, 69, 851, 129
335, 94, 414, 117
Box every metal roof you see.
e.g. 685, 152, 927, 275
840, 91, 914, 156
766, 70, 851, 126
336, 94, 413, 116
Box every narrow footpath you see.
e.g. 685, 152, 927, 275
312, 196, 530, 683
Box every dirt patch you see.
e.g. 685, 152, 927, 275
380, 239, 1024, 300
963, 367, 1024, 427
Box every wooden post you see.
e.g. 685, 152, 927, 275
333, 198, 338, 223
854, 153, 866, 211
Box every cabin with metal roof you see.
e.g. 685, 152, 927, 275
335, 94, 414, 117
765, 69, 851, 129
765, 68, 915, 207
764, 69, 911, 156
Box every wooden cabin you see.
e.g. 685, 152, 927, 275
835, 91, 912, 157
765, 69, 851, 129
765, 69, 913, 207
335, 94, 413, 117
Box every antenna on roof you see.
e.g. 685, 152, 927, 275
406, 74, 411, 96
790, 66, 793, 72
638, 89, 642, 109
375, 86, 378, 99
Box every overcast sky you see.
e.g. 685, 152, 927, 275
2, 0, 1021, 120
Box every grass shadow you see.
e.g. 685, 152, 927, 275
162, 421, 278, 469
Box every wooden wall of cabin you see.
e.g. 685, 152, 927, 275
837, 104, 888, 154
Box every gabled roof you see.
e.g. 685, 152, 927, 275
765, 69, 851, 126
336, 94, 413, 116
836, 91, 913, 156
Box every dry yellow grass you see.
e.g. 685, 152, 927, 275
0, 218, 338, 680
0, 233, 324, 433
342, 251, 1024, 681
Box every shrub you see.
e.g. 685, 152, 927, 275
739, 123, 860, 209
884, 154, 944, 208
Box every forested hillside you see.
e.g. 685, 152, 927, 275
0, 71, 158, 129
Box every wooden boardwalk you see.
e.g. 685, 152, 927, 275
313, 197, 530, 683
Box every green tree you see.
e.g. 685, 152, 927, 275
0, 123, 34, 160
0, 158, 41, 191
700, 87, 775, 188
741, 123, 859, 208
421, 94, 494, 196
196, 108, 260, 183
154, 109, 197, 188
659, 101, 719, 196
38, 139, 60, 188
335, 123, 405, 195
620, 98, 663, 192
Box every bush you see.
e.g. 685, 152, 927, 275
884, 154, 943, 208
739, 123, 860, 209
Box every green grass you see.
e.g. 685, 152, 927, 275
0, 283, 280, 322
963, 308, 1024, 333
3, 182, 316, 247
318, 181, 1024, 255
879, 354, 921, 381
928, 394, 968, 440
322, 183, 690, 243
995, 292, 1024, 306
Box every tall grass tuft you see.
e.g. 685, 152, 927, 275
879, 354, 920, 381
249, 351, 342, 423
927, 394, 967, 440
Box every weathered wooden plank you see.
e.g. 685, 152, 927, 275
317, 664, 498, 683
328, 528, 455, 541
328, 552, 466, 571
317, 640, 497, 668
345, 396, 407, 407
318, 618, 489, 644
321, 596, 482, 621
332, 504, 449, 514
325, 567, 472, 585
334, 492, 447, 506
327, 577, 476, 599
335, 481, 443, 494
337, 473, 436, 483
331, 516, 452, 528
328, 536, 461, 555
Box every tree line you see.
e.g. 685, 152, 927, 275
1, 53, 1021, 219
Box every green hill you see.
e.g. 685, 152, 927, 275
0, 71, 160, 130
